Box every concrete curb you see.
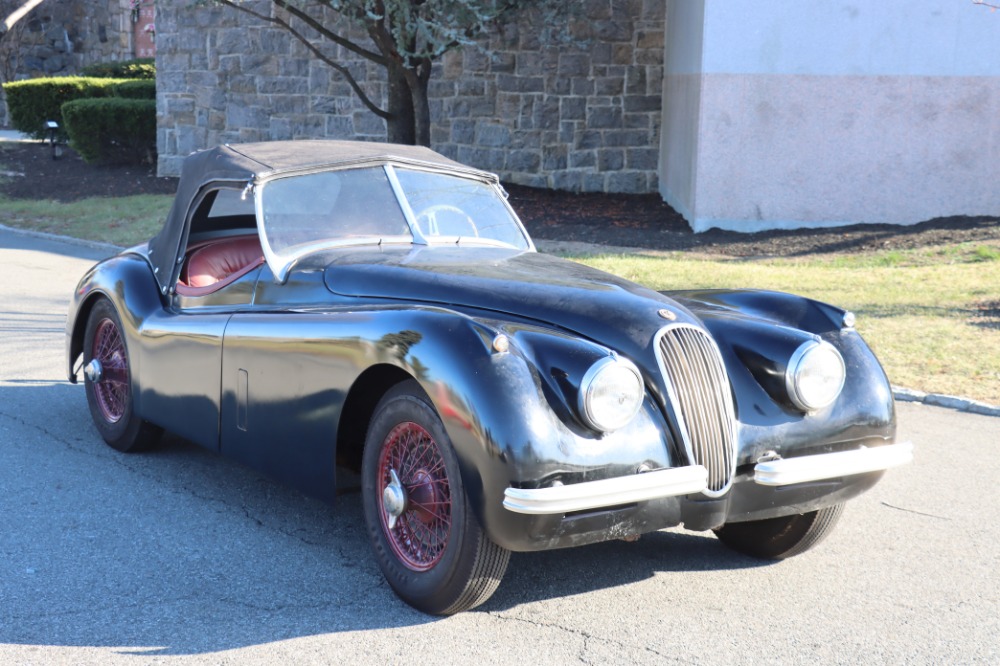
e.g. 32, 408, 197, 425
892, 386, 1000, 418
0, 224, 123, 254
4, 225, 998, 418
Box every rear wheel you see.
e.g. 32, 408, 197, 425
713, 504, 844, 559
83, 299, 161, 452
361, 380, 509, 615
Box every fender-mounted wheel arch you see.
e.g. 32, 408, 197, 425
69, 291, 111, 384
335, 365, 417, 472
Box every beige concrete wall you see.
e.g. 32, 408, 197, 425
659, 0, 1000, 232
691, 74, 1000, 231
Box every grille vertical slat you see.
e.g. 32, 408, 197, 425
656, 325, 738, 496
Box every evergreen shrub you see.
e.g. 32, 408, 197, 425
3, 77, 129, 139
61, 98, 156, 165
79, 58, 156, 79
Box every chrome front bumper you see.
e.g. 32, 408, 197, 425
503, 442, 913, 515
753, 441, 914, 486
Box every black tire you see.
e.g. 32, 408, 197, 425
83, 299, 161, 452
361, 380, 509, 615
713, 504, 845, 560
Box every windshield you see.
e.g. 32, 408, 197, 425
258, 164, 531, 280
261, 167, 410, 256
395, 169, 529, 249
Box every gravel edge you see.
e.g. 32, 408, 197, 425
6, 225, 998, 417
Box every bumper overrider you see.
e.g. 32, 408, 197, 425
503, 442, 913, 516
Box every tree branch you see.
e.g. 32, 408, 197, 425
2, 0, 47, 35
215, 0, 390, 119
273, 0, 386, 65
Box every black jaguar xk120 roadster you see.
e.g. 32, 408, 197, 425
67, 140, 912, 614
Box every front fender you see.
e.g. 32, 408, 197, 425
670, 289, 897, 463
407, 317, 678, 552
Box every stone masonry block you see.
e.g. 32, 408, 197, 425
626, 147, 659, 170
558, 54, 590, 78
542, 145, 568, 170
477, 123, 511, 148
570, 150, 597, 168
604, 129, 651, 147
507, 149, 541, 171
598, 148, 624, 171
636, 30, 664, 51
451, 120, 476, 144
624, 95, 661, 113
497, 74, 544, 94
606, 170, 646, 193
596, 77, 624, 96
561, 97, 587, 121
583, 172, 607, 192
588, 106, 623, 129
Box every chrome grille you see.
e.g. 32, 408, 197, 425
656, 324, 738, 496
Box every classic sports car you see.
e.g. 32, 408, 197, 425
67, 140, 912, 614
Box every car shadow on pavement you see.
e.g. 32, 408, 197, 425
1, 379, 766, 656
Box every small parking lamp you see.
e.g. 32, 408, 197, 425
46, 120, 62, 160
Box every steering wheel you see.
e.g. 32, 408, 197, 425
416, 204, 479, 238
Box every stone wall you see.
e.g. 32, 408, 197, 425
0, 0, 135, 125
4, 0, 132, 79
155, 0, 664, 194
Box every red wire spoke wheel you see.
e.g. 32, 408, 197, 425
362, 380, 509, 615
377, 422, 452, 571
90, 317, 130, 423
83, 299, 161, 452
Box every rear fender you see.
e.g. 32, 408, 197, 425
66, 252, 163, 398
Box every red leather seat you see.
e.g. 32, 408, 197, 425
177, 236, 264, 295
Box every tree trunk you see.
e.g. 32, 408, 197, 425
411, 78, 431, 148
384, 64, 415, 145
408, 61, 433, 148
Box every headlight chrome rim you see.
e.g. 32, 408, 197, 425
785, 340, 846, 412
578, 355, 644, 433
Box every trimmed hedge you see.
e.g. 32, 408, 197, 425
3, 77, 133, 139
112, 79, 156, 100
79, 58, 156, 80
61, 98, 156, 166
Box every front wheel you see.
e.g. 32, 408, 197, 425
713, 504, 845, 560
82, 298, 161, 452
361, 380, 509, 615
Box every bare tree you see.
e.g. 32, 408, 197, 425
1, 0, 45, 35
212, 0, 570, 146
1, 0, 48, 124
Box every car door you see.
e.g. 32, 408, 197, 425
136, 188, 262, 451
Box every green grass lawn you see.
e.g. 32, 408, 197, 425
0, 194, 170, 246
1, 191, 997, 405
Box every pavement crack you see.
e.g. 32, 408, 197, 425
0, 408, 96, 456
487, 611, 682, 662
881, 501, 950, 520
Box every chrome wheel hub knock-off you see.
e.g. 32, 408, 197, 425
84, 359, 103, 383
382, 468, 407, 530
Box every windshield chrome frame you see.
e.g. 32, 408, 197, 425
254, 160, 535, 283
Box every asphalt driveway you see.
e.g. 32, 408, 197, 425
1, 228, 997, 665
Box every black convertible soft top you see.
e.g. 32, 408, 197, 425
146, 140, 492, 294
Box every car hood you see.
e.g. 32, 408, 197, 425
321, 246, 695, 355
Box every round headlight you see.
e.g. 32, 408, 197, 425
579, 356, 644, 432
785, 340, 846, 412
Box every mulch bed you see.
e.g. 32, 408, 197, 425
2, 140, 997, 257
